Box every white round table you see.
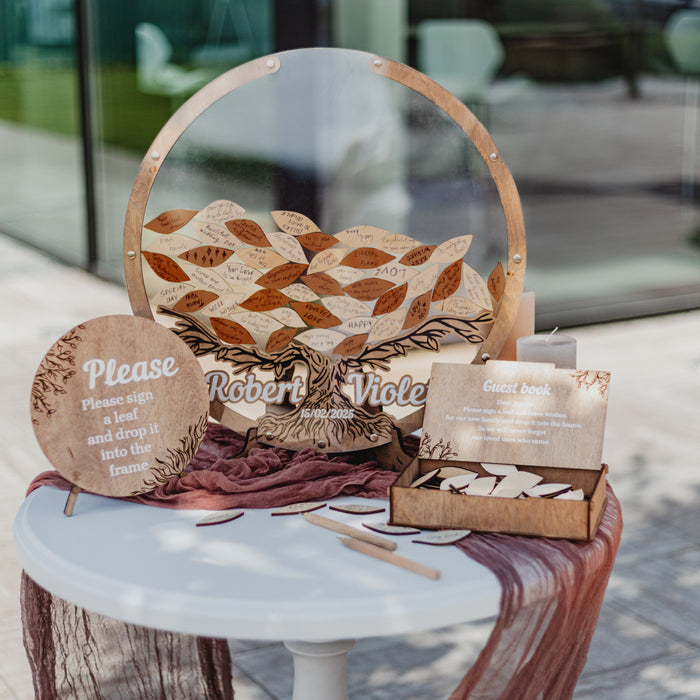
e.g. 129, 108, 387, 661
14, 486, 500, 700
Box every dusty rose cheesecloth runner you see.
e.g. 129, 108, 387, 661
22, 423, 622, 700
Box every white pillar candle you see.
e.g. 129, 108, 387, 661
497, 287, 535, 361
516, 332, 577, 369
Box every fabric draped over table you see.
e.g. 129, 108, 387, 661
22, 423, 622, 700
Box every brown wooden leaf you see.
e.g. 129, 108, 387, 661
432, 260, 463, 301
265, 327, 298, 353
297, 231, 338, 252
256, 263, 308, 290
210, 317, 255, 345
403, 290, 433, 329
372, 282, 407, 316
239, 289, 290, 312
271, 210, 320, 235
301, 273, 345, 297
225, 219, 271, 247
399, 245, 436, 267
178, 246, 235, 267
344, 278, 395, 301
341, 247, 395, 269
171, 290, 219, 313
333, 334, 369, 356
488, 261, 506, 302
290, 301, 341, 329
142, 251, 190, 283
144, 209, 198, 234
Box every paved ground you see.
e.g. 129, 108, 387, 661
1, 232, 700, 699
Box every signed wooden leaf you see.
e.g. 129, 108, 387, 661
236, 247, 288, 270
192, 221, 242, 248
211, 317, 255, 345
267, 231, 308, 264
334, 225, 389, 248
488, 261, 506, 302
344, 277, 395, 301
406, 265, 439, 299
373, 262, 417, 284
178, 245, 235, 267
323, 265, 365, 285
267, 307, 307, 327
430, 235, 473, 263
436, 296, 483, 318
149, 282, 194, 308
225, 219, 271, 247
142, 251, 190, 282
256, 263, 308, 289
265, 327, 298, 353
196, 509, 244, 527
195, 199, 246, 223
367, 307, 407, 342
322, 296, 372, 320
146, 233, 200, 256
297, 231, 338, 252
295, 328, 345, 352
239, 289, 290, 312
462, 263, 492, 310
307, 248, 347, 275
218, 261, 262, 288
372, 282, 407, 316
282, 282, 320, 302
379, 233, 419, 255
402, 290, 432, 329
341, 247, 395, 269
271, 210, 320, 236
301, 273, 345, 297
399, 244, 436, 267
337, 316, 375, 334
182, 266, 231, 293
144, 208, 198, 233
333, 333, 369, 356
201, 293, 244, 317
290, 301, 341, 329
172, 290, 219, 313
232, 311, 284, 336
432, 259, 463, 301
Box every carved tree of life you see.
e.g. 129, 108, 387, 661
141, 200, 504, 453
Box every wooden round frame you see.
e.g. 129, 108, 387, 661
124, 48, 526, 450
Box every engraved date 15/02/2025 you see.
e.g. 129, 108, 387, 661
300, 407, 355, 420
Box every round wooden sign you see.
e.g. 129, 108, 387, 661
30, 315, 209, 497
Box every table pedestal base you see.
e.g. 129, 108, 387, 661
283, 639, 356, 700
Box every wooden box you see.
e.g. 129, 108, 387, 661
389, 459, 608, 540
388, 361, 611, 540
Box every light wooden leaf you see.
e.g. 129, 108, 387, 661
373, 262, 417, 284
171, 290, 219, 312
334, 225, 390, 248
225, 219, 271, 247
211, 318, 255, 345
321, 296, 372, 320
307, 248, 347, 275
430, 235, 473, 263
144, 209, 198, 234
236, 247, 288, 270
256, 263, 308, 290
200, 293, 245, 318
178, 245, 235, 267
267, 307, 307, 328
367, 307, 407, 343
295, 329, 345, 352
488, 261, 506, 302
142, 251, 190, 283
180, 265, 231, 293
271, 210, 320, 236
231, 311, 284, 336
195, 199, 246, 223
406, 264, 439, 299
149, 282, 194, 308
323, 265, 365, 286
146, 233, 200, 256
378, 233, 419, 255
239, 289, 290, 312
432, 260, 463, 301
282, 282, 320, 302
337, 316, 376, 334
289, 301, 341, 329
436, 296, 483, 319
267, 231, 308, 264
218, 261, 262, 289
462, 263, 493, 310
192, 221, 242, 248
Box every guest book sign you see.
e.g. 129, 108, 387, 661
420, 361, 610, 469
31, 315, 209, 498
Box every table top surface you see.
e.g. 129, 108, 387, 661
14, 486, 501, 642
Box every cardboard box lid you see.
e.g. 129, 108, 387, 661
420, 361, 610, 471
